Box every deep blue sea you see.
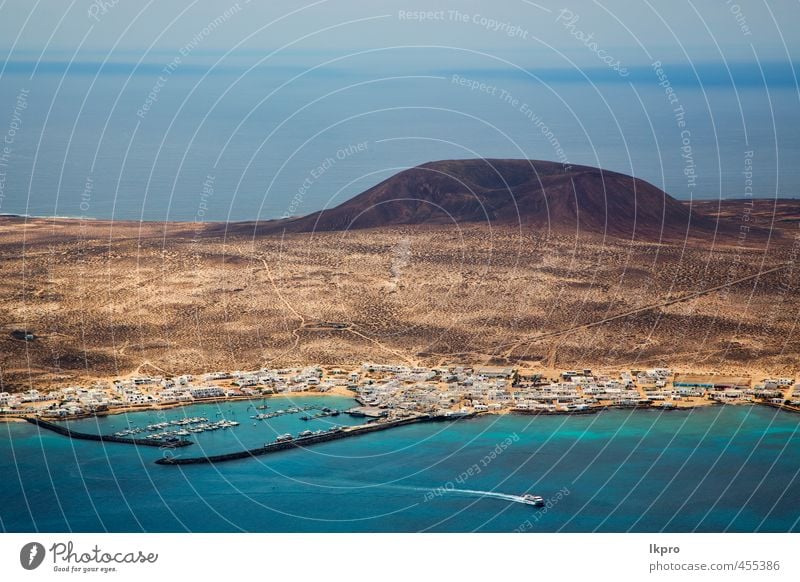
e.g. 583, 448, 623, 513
0, 57, 799, 221
1, 398, 798, 532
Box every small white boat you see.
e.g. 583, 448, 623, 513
521, 494, 545, 507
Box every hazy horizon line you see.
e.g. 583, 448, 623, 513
1, 58, 797, 87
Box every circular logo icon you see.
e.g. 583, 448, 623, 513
20, 542, 46, 570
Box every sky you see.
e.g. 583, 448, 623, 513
0, 0, 797, 73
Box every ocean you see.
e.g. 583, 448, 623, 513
0, 58, 799, 222
1, 399, 798, 532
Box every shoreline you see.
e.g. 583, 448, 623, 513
3, 196, 799, 224
0, 388, 357, 423
4, 364, 797, 425
4, 396, 798, 426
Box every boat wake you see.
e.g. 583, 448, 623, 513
440, 488, 531, 504
302, 481, 538, 506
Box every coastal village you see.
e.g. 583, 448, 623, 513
2, 364, 799, 421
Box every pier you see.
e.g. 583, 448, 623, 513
345, 406, 386, 418
252, 405, 331, 421
156, 415, 435, 465
26, 417, 193, 448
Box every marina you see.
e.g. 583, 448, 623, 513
300, 407, 341, 421
111, 417, 240, 441
21, 395, 367, 458
18, 393, 470, 466
250, 405, 330, 421
155, 414, 438, 465
26, 417, 193, 448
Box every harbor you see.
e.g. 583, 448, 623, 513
155, 415, 435, 465
21, 394, 472, 466
17, 395, 367, 460
26, 417, 193, 448
111, 417, 239, 441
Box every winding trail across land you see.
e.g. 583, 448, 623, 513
501, 265, 786, 357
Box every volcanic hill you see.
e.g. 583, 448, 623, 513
264, 159, 727, 240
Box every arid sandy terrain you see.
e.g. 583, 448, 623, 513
1, 211, 798, 391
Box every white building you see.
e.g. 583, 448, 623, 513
190, 386, 225, 399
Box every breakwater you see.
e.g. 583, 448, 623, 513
26, 417, 193, 448
156, 416, 431, 465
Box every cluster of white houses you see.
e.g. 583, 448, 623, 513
0, 366, 335, 418
1, 364, 798, 418
356, 365, 648, 414
353, 365, 799, 415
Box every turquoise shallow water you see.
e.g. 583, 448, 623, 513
1, 399, 798, 532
